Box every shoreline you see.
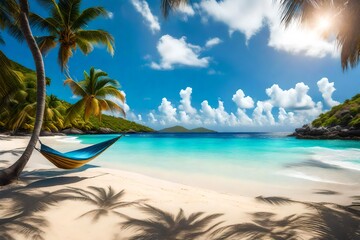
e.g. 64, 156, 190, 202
0, 135, 359, 239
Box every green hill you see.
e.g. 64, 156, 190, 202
190, 127, 216, 133
312, 94, 360, 128
159, 125, 216, 133
89, 115, 153, 132
0, 54, 154, 134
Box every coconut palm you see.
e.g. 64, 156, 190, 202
0, 0, 47, 186
62, 186, 141, 222
30, 0, 114, 72
64, 67, 125, 123
122, 204, 223, 240
279, 0, 360, 70
42, 94, 66, 132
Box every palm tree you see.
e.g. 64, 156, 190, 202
64, 67, 125, 123
0, 0, 47, 186
30, 0, 114, 72
62, 186, 141, 222
43, 94, 66, 132
0, 51, 23, 102
122, 204, 223, 240
279, 0, 360, 70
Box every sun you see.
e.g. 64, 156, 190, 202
316, 15, 332, 32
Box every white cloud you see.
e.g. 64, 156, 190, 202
177, 3, 195, 18
266, 82, 315, 110
179, 87, 197, 115
151, 35, 211, 70
232, 89, 254, 109
145, 80, 339, 130
158, 98, 178, 124
198, 0, 338, 58
200, 0, 271, 41
237, 109, 253, 125
148, 112, 158, 123
107, 12, 114, 19
130, 0, 160, 33
205, 37, 222, 48
317, 77, 340, 107
252, 101, 275, 126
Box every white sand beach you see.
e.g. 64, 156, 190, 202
0, 135, 359, 240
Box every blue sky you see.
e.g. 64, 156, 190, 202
1, 0, 360, 131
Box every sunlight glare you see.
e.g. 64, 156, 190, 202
317, 15, 331, 32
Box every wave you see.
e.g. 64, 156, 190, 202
55, 136, 81, 144
292, 146, 360, 171
280, 170, 355, 185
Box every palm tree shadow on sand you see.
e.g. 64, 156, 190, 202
0, 187, 69, 240
252, 196, 360, 240
60, 186, 144, 222
212, 211, 300, 240
121, 204, 223, 240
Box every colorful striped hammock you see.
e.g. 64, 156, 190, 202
37, 135, 122, 169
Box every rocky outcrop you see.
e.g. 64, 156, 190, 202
61, 128, 84, 135
292, 124, 360, 140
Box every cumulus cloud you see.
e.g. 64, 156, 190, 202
198, 0, 338, 58
145, 80, 339, 130
200, 0, 271, 41
266, 82, 315, 110
205, 37, 222, 48
317, 77, 340, 107
151, 35, 211, 70
130, 0, 160, 33
177, 3, 195, 19
252, 101, 275, 126
232, 89, 254, 109
158, 98, 178, 124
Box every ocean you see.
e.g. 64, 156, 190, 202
57, 133, 360, 201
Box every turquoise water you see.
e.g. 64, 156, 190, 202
60, 133, 360, 198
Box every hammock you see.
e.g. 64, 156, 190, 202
37, 135, 122, 169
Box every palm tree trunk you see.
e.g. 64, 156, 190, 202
0, 0, 46, 186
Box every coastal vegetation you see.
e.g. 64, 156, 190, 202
0, 54, 152, 134
312, 94, 360, 128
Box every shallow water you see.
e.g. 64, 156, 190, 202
57, 133, 360, 201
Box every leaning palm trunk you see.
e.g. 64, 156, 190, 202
0, 0, 46, 186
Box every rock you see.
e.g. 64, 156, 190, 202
61, 128, 84, 135
126, 129, 137, 134
292, 124, 360, 140
98, 127, 115, 134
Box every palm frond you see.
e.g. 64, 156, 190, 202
71, 6, 108, 30
161, 0, 189, 18
104, 99, 125, 117
64, 98, 85, 124
58, 43, 73, 72
64, 78, 87, 97
36, 35, 57, 55
75, 37, 93, 55
29, 13, 59, 34
76, 29, 114, 56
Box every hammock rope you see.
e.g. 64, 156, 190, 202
36, 135, 123, 169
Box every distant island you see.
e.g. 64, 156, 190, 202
292, 93, 360, 139
159, 125, 216, 133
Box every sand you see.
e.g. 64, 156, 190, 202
0, 135, 358, 240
